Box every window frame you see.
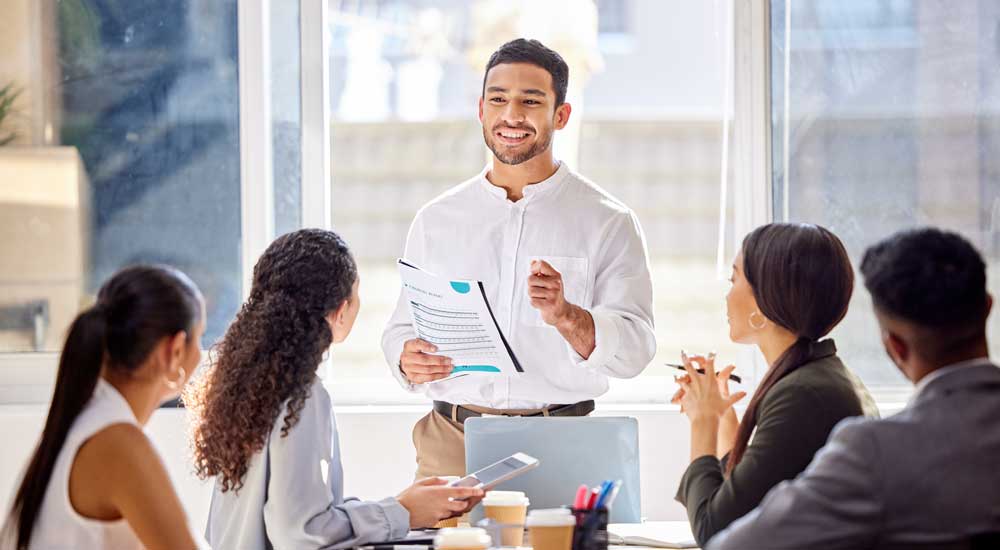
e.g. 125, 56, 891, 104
239, 0, 275, 296
763, 0, 918, 399
322, 0, 776, 405
0, 0, 329, 405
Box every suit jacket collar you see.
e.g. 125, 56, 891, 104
913, 360, 999, 403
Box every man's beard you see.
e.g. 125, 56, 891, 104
483, 125, 553, 166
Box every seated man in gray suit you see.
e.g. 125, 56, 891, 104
708, 227, 1000, 550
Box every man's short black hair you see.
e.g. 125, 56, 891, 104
483, 38, 569, 106
861, 227, 988, 330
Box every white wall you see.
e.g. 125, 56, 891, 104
0, 404, 695, 535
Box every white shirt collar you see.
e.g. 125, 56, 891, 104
912, 356, 992, 399
478, 161, 569, 202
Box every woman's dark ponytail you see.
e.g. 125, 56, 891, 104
9, 307, 107, 549
5, 265, 201, 549
725, 224, 853, 475
726, 337, 814, 474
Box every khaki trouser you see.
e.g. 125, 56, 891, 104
412, 404, 560, 479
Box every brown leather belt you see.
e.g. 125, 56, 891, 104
433, 400, 595, 424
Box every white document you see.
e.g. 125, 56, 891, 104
397, 259, 523, 378
607, 522, 698, 549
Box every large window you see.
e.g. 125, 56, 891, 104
13, 1, 994, 406
0, 0, 242, 353
323, 0, 742, 403
0, 0, 303, 366
770, 0, 1000, 391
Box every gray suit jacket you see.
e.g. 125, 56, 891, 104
708, 360, 1000, 550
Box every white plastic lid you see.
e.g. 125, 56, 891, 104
482, 490, 530, 506
434, 527, 492, 549
527, 508, 576, 527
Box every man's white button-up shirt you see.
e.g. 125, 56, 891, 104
381, 162, 656, 409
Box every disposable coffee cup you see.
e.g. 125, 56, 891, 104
434, 476, 462, 528
482, 491, 530, 546
434, 527, 492, 550
527, 509, 575, 550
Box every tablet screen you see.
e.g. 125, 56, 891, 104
472, 456, 527, 485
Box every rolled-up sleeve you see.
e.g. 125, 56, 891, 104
568, 210, 655, 378
263, 386, 411, 549
382, 211, 427, 392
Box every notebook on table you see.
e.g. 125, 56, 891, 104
607, 522, 698, 549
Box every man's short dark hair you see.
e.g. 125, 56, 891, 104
483, 38, 569, 106
861, 227, 988, 331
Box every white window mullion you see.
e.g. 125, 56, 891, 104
733, 0, 774, 386
780, 0, 791, 222
238, 0, 275, 298
299, 0, 331, 230
733, 0, 773, 233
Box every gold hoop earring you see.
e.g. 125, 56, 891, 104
749, 311, 767, 330
164, 366, 187, 391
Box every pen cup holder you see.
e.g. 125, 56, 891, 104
571, 508, 608, 550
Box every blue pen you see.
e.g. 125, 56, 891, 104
603, 480, 623, 509
593, 480, 614, 509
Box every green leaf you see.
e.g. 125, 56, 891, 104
0, 82, 22, 146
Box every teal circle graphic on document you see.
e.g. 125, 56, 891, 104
450, 281, 471, 294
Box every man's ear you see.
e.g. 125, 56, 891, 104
882, 329, 909, 368
554, 102, 572, 130
478, 96, 484, 122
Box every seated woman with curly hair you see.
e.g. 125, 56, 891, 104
185, 229, 483, 550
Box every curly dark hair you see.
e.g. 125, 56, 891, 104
185, 229, 357, 492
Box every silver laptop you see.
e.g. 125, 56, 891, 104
464, 416, 641, 523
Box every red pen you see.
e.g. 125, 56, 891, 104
585, 488, 599, 510
573, 484, 589, 509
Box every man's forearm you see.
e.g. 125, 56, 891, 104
555, 304, 596, 359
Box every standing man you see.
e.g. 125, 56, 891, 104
381, 38, 656, 479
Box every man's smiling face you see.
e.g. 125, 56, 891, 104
479, 62, 561, 165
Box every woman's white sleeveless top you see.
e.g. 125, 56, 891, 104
29, 379, 145, 549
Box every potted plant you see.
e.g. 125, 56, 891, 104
0, 83, 20, 146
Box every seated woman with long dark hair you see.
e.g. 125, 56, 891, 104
672, 223, 876, 547
2, 265, 204, 549
186, 229, 482, 550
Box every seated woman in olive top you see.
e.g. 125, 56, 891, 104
672, 223, 877, 547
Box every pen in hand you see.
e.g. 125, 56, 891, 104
666, 363, 742, 384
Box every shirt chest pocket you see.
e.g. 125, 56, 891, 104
527, 255, 590, 327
